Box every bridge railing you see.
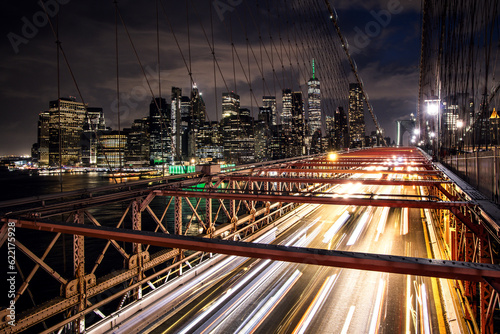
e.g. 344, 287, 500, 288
442, 148, 500, 204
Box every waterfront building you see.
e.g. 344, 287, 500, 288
48, 97, 87, 166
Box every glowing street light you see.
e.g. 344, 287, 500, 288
328, 152, 337, 160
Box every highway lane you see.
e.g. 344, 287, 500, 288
146, 182, 448, 334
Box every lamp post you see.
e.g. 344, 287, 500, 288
456, 119, 464, 153
425, 98, 441, 159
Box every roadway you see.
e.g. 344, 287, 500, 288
140, 180, 446, 334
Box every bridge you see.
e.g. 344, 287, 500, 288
2, 0, 500, 333
1, 147, 500, 333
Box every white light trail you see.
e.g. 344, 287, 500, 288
421, 283, 431, 334
323, 212, 350, 243
375, 207, 390, 242
238, 270, 302, 334
405, 275, 412, 334
340, 306, 355, 334
368, 278, 386, 334
347, 208, 372, 246
401, 207, 409, 235
293, 274, 338, 334
178, 259, 273, 334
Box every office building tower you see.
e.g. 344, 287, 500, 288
82, 107, 106, 166
222, 92, 240, 118
197, 121, 223, 162
124, 117, 150, 167
307, 59, 321, 135
37, 111, 50, 165
97, 130, 126, 168
281, 89, 292, 127
334, 106, 349, 150
48, 97, 87, 166
348, 83, 365, 148
263, 96, 277, 125
291, 91, 305, 156
191, 86, 207, 159
149, 97, 170, 165
258, 107, 272, 126
171, 87, 182, 161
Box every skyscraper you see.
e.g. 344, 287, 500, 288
82, 107, 106, 166
291, 91, 305, 156
281, 89, 292, 127
348, 83, 365, 148
149, 97, 170, 165
334, 106, 349, 149
222, 92, 240, 118
37, 111, 50, 166
307, 59, 321, 135
171, 87, 182, 161
48, 97, 87, 166
263, 96, 277, 125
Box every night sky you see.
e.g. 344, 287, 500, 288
0, 0, 421, 155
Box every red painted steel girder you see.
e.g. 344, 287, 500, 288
155, 189, 468, 209
9, 219, 500, 282
219, 175, 451, 186
284, 162, 433, 168
258, 168, 441, 175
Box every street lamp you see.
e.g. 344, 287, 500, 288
425, 98, 441, 159
456, 119, 464, 152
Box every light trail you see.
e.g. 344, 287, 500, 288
340, 305, 356, 334
347, 207, 372, 246
368, 278, 386, 334
375, 207, 390, 242
236, 270, 302, 334
401, 207, 409, 235
292, 274, 339, 334
323, 211, 350, 244
421, 283, 431, 334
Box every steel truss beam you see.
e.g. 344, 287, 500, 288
257, 168, 442, 175
155, 189, 467, 209
220, 175, 451, 186
9, 219, 500, 283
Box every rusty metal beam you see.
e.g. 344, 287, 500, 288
155, 189, 467, 209
259, 168, 441, 175
286, 162, 432, 168
10, 218, 500, 282
220, 175, 451, 186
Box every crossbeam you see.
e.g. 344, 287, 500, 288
9, 219, 500, 283
259, 168, 441, 175
155, 189, 467, 209
220, 175, 451, 186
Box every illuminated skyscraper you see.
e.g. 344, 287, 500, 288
37, 111, 50, 166
263, 96, 277, 125
307, 59, 321, 135
281, 89, 292, 127
48, 97, 87, 166
348, 83, 365, 148
222, 92, 240, 118
149, 97, 170, 165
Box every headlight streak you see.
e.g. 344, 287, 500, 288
368, 278, 387, 334
292, 274, 339, 334
340, 305, 356, 334
401, 207, 409, 235
323, 211, 350, 244
421, 283, 431, 334
375, 207, 390, 242
236, 270, 303, 334
347, 207, 372, 246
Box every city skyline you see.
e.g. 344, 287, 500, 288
0, 1, 422, 155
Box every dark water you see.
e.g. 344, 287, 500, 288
0, 171, 116, 201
